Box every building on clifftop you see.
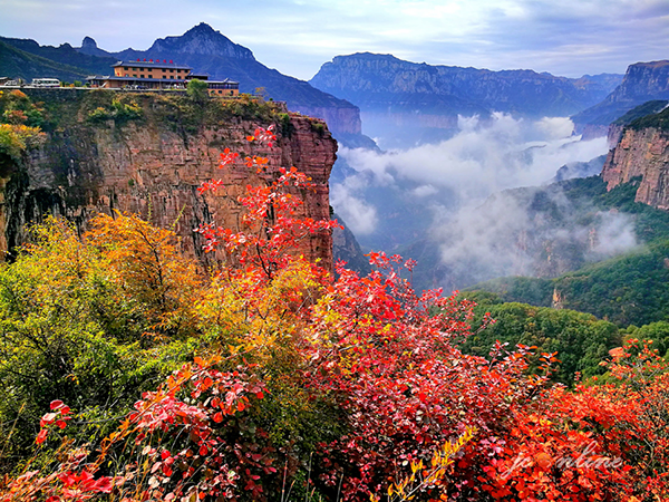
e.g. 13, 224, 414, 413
87, 59, 239, 96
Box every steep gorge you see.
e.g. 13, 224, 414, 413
1, 88, 337, 269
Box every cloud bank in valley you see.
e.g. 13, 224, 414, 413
331, 114, 638, 289
431, 188, 638, 289
333, 114, 607, 234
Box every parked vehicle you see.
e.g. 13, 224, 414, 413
31, 78, 61, 87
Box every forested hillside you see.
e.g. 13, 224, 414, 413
468, 195, 669, 326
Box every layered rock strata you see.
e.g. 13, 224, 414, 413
602, 126, 669, 209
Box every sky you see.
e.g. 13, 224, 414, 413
1, 0, 668, 81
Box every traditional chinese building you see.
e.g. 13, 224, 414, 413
87, 59, 239, 96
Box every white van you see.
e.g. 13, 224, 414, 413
31, 78, 61, 88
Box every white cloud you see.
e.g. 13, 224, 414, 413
330, 183, 378, 235
331, 114, 631, 288
412, 185, 439, 198
339, 114, 608, 206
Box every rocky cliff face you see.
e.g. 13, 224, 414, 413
331, 213, 371, 276
602, 120, 669, 210
613, 61, 669, 101
4, 89, 337, 270
573, 60, 669, 129
291, 105, 361, 135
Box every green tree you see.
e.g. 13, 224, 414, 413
186, 78, 209, 103
466, 300, 621, 384
0, 215, 203, 467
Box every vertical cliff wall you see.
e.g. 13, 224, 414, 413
601, 108, 669, 210
3, 89, 337, 269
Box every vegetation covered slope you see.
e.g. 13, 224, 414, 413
611, 99, 668, 126
627, 102, 669, 131
461, 296, 621, 384
1, 133, 668, 501
0, 40, 94, 82
467, 176, 669, 327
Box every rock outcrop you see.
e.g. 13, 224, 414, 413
573, 60, 669, 130
3, 89, 337, 270
77, 36, 110, 58
602, 119, 669, 210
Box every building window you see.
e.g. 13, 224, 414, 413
124, 67, 128, 70
170, 69, 174, 73
162, 76, 166, 79
140, 75, 145, 79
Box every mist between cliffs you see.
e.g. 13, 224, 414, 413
330, 113, 637, 291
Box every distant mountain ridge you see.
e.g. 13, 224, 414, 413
79, 23, 254, 61
310, 52, 621, 118
0, 36, 118, 81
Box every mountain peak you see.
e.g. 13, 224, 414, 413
77, 35, 110, 57
189, 22, 217, 34
147, 24, 254, 59
81, 36, 98, 50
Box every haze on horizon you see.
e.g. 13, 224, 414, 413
1, 0, 667, 81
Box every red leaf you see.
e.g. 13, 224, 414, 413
94, 477, 113, 493
50, 400, 64, 411
35, 429, 48, 445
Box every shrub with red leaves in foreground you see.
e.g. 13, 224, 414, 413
1, 126, 668, 502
